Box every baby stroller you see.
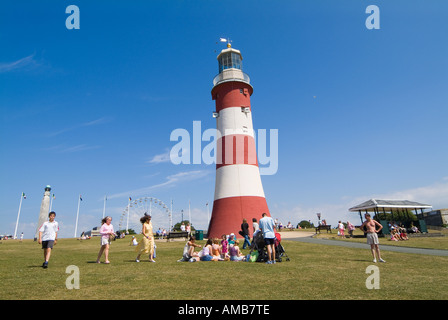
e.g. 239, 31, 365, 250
248, 231, 266, 262
274, 232, 290, 262
248, 231, 290, 262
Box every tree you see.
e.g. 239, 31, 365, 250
298, 220, 314, 229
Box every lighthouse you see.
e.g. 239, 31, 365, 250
207, 42, 270, 239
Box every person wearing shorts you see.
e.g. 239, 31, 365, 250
38, 211, 59, 269
259, 212, 277, 264
359, 213, 385, 263
96, 216, 114, 264
366, 232, 379, 245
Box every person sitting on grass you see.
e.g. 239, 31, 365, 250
130, 236, 138, 246
390, 229, 401, 241
211, 238, 221, 259
199, 238, 223, 261
410, 223, 420, 233
399, 225, 409, 240
229, 240, 246, 261
178, 235, 202, 262
228, 233, 236, 247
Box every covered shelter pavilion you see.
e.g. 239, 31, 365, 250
349, 199, 432, 228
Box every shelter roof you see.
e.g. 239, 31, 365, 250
349, 199, 432, 212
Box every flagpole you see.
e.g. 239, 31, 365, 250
14, 193, 24, 239
206, 202, 210, 228
126, 197, 130, 234
170, 199, 173, 232
102, 195, 107, 219
74, 195, 81, 238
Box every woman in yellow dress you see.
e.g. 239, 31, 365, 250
135, 215, 156, 262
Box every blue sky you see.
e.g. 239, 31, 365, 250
1, 0, 447, 238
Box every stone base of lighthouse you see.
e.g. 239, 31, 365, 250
207, 196, 270, 239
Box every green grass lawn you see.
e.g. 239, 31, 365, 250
1, 235, 447, 300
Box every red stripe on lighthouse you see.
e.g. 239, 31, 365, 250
216, 134, 258, 169
211, 81, 253, 112
207, 196, 270, 239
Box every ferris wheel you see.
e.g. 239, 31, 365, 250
119, 197, 172, 233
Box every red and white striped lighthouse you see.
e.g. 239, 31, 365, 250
207, 42, 270, 239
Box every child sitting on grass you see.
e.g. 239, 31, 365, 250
211, 238, 221, 259
229, 240, 246, 261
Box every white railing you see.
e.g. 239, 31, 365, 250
213, 69, 250, 86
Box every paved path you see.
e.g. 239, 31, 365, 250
278, 231, 448, 257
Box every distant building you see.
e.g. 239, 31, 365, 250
418, 209, 448, 227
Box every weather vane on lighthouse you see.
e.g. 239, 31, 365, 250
219, 37, 232, 48
207, 40, 271, 239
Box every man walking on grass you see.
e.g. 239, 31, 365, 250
38, 211, 59, 268
259, 212, 276, 264
359, 213, 386, 263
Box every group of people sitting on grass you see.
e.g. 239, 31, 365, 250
178, 233, 248, 262
388, 222, 410, 241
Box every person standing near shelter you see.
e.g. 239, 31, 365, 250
259, 212, 276, 264
359, 213, 386, 263
347, 221, 355, 238
96, 216, 114, 264
38, 211, 59, 269
338, 221, 345, 238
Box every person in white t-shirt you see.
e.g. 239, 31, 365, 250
38, 211, 59, 269
259, 212, 277, 264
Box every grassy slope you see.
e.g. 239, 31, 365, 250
0, 235, 447, 300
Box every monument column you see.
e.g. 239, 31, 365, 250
34, 185, 51, 240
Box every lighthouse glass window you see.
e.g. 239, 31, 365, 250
218, 52, 242, 73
